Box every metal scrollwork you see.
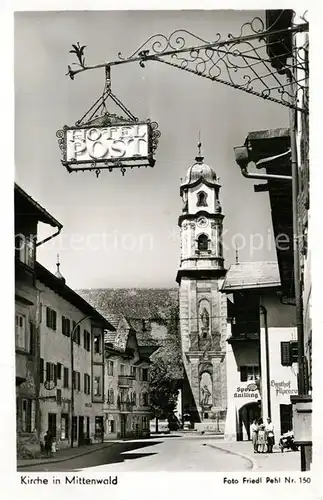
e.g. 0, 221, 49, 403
117, 19, 308, 113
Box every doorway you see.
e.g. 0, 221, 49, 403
280, 404, 292, 435
48, 413, 57, 439
78, 416, 84, 446
72, 416, 77, 443
120, 415, 127, 439
238, 402, 261, 441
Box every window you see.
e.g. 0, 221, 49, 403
45, 362, 57, 384
108, 361, 114, 376
21, 399, 35, 433
131, 392, 137, 406
240, 365, 260, 382
107, 388, 114, 404
57, 363, 62, 380
142, 368, 149, 382
120, 364, 125, 375
16, 235, 35, 268
72, 322, 81, 345
84, 330, 91, 351
197, 191, 208, 207
94, 376, 102, 397
93, 334, 101, 354
62, 316, 70, 337
63, 367, 69, 388
197, 234, 209, 252
46, 307, 57, 331
61, 414, 69, 440
142, 392, 149, 406
131, 366, 137, 379
15, 313, 27, 350
72, 370, 81, 391
84, 374, 91, 394
109, 419, 115, 433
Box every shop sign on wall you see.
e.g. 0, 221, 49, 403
271, 380, 298, 396
234, 382, 260, 399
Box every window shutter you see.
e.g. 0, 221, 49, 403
62, 316, 65, 335
281, 341, 291, 366
29, 322, 35, 355
57, 363, 62, 380
64, 367, 69, 388
66, 319, 70, 337
72, 370, 76, 389
46, 362, 50, 381
290, 341, 298, 363
56, 389, 62, 405
53, 311, 57, 331
46, 307, 50, 327
40, 358, 44, 383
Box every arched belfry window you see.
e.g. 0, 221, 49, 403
197, 191, 208, 207
198, 234, 209, 252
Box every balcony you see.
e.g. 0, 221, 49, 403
117, 401, 134, 412
118, 375, 135, 387
227, 332, 259, 344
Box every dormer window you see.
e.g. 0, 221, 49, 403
198, 234, 209, 252
197, 191, 208, 207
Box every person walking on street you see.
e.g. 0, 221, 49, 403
250, 419, 259, 453
44, 431, 52, 457
266, 418, 275, 453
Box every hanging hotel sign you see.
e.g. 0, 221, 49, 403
56, 120, 160, 175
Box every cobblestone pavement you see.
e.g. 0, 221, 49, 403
16, 435, 301, 473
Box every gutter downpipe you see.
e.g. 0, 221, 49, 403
259, 305, 271, 421
285, 67, 307, 472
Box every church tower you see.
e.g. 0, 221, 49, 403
176, 145, 227, 426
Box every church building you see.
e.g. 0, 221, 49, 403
176, 146, 228, 428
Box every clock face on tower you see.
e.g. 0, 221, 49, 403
197, 217, 208, 228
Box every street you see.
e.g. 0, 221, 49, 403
19, 435, 252, 473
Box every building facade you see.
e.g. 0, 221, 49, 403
176, 150, 227, 426
103, 316, 156, 439
222, 261, 297, 443
35, 262, 115, 449
15, 184, 62, 457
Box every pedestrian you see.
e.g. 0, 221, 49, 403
266, 418, 275, 453
250, 419, 259, 453
257, 423, 267, 453
44, 430, 52, 457
51, 438, 57, 458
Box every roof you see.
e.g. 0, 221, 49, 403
245, 128, 294, 298
222, 261, 281, 292
35, 262, 115, 330
15, 183, 62, 229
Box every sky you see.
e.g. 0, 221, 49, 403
14, 10, 289, 289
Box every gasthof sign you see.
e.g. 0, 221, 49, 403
66, 123, 149, 163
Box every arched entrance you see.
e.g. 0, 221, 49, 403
237, 401, 261, 441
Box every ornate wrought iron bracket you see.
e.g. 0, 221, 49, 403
66, 15, 308, 113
